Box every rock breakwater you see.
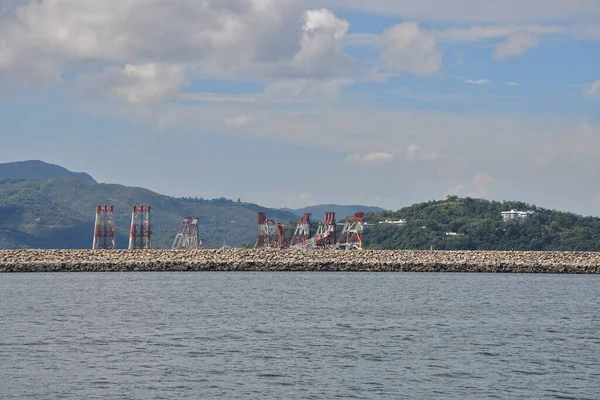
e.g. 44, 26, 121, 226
1, 249, 599, 273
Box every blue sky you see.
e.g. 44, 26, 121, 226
1, 0, 599, 215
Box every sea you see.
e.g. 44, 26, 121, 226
1, 272, 599, 399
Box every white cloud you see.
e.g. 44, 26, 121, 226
0, 1, 359, 101
493, 31, 540, 59
464, 79, 491, 86
380, 22, 443, 76
346, 152, 394, 165
225, 113, 254, 127
76, 63, 188, 104
290, 8, 354, 79
505, 81, 521, 87
585, 80, 600, 97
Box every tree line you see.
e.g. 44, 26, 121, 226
364, 196, 600, 251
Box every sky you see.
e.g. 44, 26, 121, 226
0, 0, 599, 215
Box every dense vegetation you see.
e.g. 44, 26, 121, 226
364, 196, 600, 251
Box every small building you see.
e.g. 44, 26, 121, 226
378, 219, 406, 225
501, 209, 535, 222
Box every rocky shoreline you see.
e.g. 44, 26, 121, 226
1, 249, 599, 273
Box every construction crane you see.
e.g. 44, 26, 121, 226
172, 216, 202, 249
255, 211, 286, 249
290, 212, 336, 250
336, 211, 365, 250
290, 212, 311, 247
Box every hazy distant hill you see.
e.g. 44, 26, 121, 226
292, 204, 385, 220
0, 160, 96, 183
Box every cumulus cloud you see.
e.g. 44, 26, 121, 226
380, 22, 443, 76
464, 79, 491, 86
493, 31, 540, 59
346, 152, 394, 165
0, 1, 358, 101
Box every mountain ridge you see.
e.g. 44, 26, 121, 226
0, 160, 96, 183
0, 160, 382, 249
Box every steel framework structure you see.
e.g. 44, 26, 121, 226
256, 211, 285, 249
128, 204, 152, 250
92, 204, 115, 249
315, 211, 336, 249
336, 211, 365, 250
290, 212, 311, 247
172, 216, 202, 249
289, 212, 336, 250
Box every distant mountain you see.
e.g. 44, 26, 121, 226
0, 160, 96, 183
291, 204, 386, 220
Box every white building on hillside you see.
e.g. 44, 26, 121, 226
378, 219, 406, 225
501, 209, 535, 222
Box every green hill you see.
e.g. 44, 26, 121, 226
364, 196, 600, 251
0, 160, 95, 182
0, 161, 379, 249
0, 177, 301, 249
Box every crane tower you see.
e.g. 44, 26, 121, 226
290, 212, 311, 247
336, 211, 365, 250
172, 216, 202, 249
92, 204, 115, 249
128, 204, 152, 249
256, 211, 285, 249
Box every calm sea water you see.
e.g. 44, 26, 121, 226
1, 272, 599, 399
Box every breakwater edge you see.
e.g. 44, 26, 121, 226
1, 249, 599, 273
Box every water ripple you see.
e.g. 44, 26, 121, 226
1, 272, 599, 399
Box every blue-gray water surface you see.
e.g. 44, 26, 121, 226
1, 272, 599, 399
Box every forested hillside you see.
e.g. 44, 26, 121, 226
365, 196, 600, 251
0, 169, 300, 249
0, 161, 375, 249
